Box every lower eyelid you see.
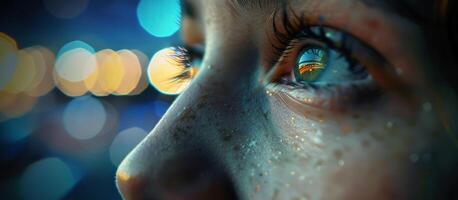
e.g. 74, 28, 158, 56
266, 78, 383, 111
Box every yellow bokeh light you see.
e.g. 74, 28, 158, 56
114, 50, 142, 96
0, 32, 18, 50
129, 49, 149, 95
0, 92, 37, 121
4, 50, 37, 93
26, 46, 55, 97
85, 49, 125, 96
148, 47, 195, 95
53, 70, 88, 97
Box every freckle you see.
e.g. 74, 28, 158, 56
255, 184, 261, 192
333, 149, 343, 160
315, 159, 324, 167
339, 123, 352, 135
366, 18, 380, 30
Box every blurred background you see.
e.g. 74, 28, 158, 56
0, 0, 184, 199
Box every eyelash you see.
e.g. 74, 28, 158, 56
168, 46, 202, 82
267, 6, 385, 107
268, 6, 355, 69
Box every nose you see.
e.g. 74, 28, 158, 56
116, 25, 265, 199
117, 147, 238, 200
115, 67, 253, 199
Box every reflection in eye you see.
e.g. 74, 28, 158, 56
294, 46, 328, 83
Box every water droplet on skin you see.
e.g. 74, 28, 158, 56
386, 121, 394, 129
396, 68, 403, 75
338, 160, 345, 166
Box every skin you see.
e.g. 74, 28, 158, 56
116, 0, 457, 199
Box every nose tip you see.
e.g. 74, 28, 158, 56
116, 153, 238, 200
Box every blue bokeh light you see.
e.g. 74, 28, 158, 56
20, 158, 77, 200
109, 127, 148, 166
63, 96, 107, 140
137, 0, 181, 38
57, 40, 95, 59
0, 116, 36, 143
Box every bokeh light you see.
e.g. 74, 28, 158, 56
20, 158, 77, 200
129, 49, 149, 95
109, 127, 148, 166
55, 47, 97, 82
53, 69, 89, 97
0, 32, 18, 90
43, 0, 89, 19
0, 93, 38, 121
137, 0, 181, 38
148, 47, 194, 95
85, 49, 125, 96
114, 50, 142, 95
57, 40, 95, 58
0, 115, 36, 143
25, 46, 55, 97
63, 96, 107, 140
3, 50, 36, 93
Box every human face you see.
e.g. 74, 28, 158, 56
116, 0, 456, 199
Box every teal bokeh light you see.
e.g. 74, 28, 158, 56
20, 158, 77, 200
57, 40, 95, 58
137, 0, 181, 38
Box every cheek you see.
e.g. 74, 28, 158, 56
263, 92, 438, 199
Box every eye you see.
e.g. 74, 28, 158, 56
268, 25, 383, 109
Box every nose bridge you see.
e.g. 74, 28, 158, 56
116, 34, 272, 199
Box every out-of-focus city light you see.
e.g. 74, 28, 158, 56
0, 115, 36, 143
0, 93, 38, 121
148, 47, 194, 95
85, 49, 125, 96
55, 48, 97, 82
57, 40, 95, 58
0, 32, 18, 90
20, 158, 77, 200
3, 50, 36, 93
115, 50, 142, 95
25, 47, 55, 97
129, 49, 149, 95
43, 0, 89, 19
53, 70, 89, 97
63, 96, 107, 140
137, 0, 181, 38
109, 127, 148, 166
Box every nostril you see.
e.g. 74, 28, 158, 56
155, 153, 238, 200
116, 152, 239, 200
